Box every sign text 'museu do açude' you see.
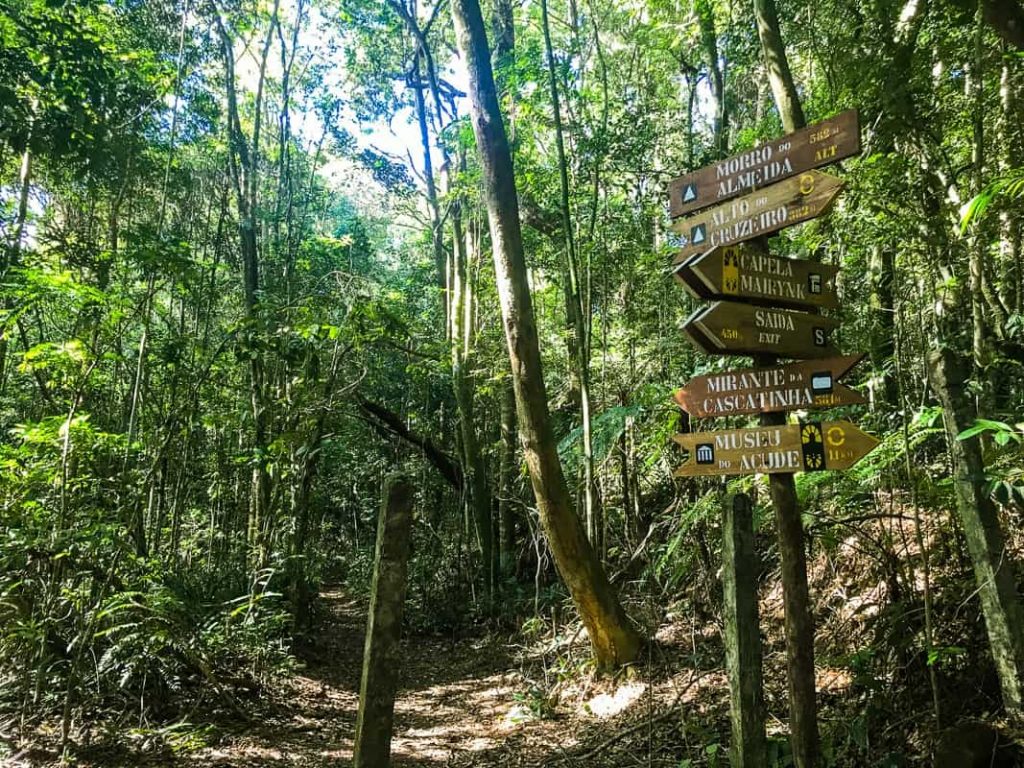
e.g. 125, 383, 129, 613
672, 420, 878, 477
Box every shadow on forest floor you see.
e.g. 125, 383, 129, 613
173, 588, 729, 768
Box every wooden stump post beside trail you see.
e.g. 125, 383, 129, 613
353, 475, 415, 768
722, 493, 767, 767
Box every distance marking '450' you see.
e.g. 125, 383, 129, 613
683, 300, 839, 359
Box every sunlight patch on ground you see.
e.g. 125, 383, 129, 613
816, 666, 853, 692
583, 682, 646, 719
500, 703, 535, 730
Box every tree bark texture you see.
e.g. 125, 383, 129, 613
722, 493, 767, 767
753, 0, 806, 132
353, 475, 416, 768
760, 408, 820, 767
931, 347, 1024, 716
450, 0, 641, 667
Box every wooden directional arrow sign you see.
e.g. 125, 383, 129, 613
673, 354, 866, 418
683, 300, 839, 359
672, 420, 879, 477
671, 171, 844, 264
674, 243, 840, 310
668, 109, 860, 218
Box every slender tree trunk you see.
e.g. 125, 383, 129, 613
931, 346, 1024, 716
412, 51, 448, 318
451, 193, 495, 596
498, 380, 518, 575
540, 0, 599, 545
451, 0, 641, 667
754, 0, 805, 132
216, 2, 279, 571
696, 0, 727, 156
969, 4, 992, 401
0, 145, 33, 392
868, 245, 898, 406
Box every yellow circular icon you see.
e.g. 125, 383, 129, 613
827, 426, 846, 447
799, 173, 815, 195
802, 424, 822, 444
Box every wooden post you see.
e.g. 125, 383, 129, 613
353, 475, 415, 768
755, 354, 820, 768
722, 493, 767, 767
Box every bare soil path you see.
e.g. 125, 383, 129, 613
182, 589, 724, 768
185, 589, 555, 767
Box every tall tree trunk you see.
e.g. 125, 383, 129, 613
754, 0, 805, 132
931, 346, 1024, 716
0, 145, 33, 392
540, 0, 599, 546
451, 0, 641, 667
216, 1, 280, 571
868, 245, 899, 406
498, 380, 518, 575
412, 51, 448, 320
696, 0, 727, 156
451, 193, 495, 596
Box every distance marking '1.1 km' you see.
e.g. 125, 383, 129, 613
683, 300, 840, 360
673, 354, 866, 418
671, 171, 844, 264
674, 242, 840, 311
672, 419, 879, 477
667, 109, 860, 218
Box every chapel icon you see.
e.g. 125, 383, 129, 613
722, 249, 739, 294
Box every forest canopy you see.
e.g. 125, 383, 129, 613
1, 0, 1023, 764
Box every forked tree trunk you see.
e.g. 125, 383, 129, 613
450, 0, 641, 667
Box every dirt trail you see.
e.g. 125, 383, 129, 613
182, 589, 727, 768
187, 589, 567, 767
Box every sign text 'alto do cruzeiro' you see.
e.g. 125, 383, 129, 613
667, 109, 878, 479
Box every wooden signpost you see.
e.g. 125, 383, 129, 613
671, 170, 844, 263
668, 109, 860, 218
673, 354, 866, 418
666, 110, 873, 768
675, 242, 840, 310
672, 420, 879, 477
683, 301, 840, 359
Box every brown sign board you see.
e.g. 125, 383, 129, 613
672, 419, 879, 477
673, 354, 866, 418
683, 300, 840, 359
668, 109, 860, 218
671, 171, 844, 264
674, 243, 840, 311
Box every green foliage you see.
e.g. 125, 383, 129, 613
0, 0, 1022, 761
